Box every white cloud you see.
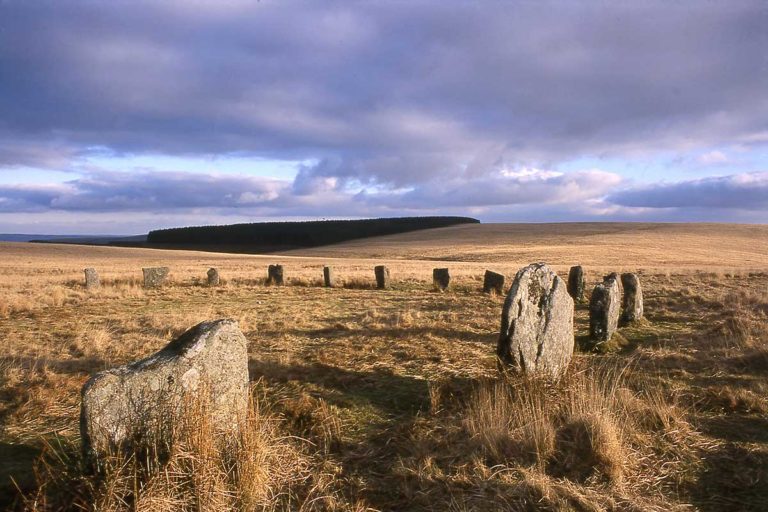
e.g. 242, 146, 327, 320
698, 150, 728, 165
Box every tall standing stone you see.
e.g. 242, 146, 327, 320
143, 267, 170, 288
207, 268, 220, 286
589, 275, 621, 343
80, 319, 249, 462
497, 263, 574, 379
567, 266, 585, 302
620, 273, 643, 323
483, 270, 505, 294
84, 268, 100, 290
375, 265, 390, 289
433, 268, 450, 291
323, 266, 335, 287
267, 264, 284, 286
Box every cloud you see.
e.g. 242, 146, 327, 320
1, 1, 767, 231
0, 166, 623, 215
698, 150, 729, 166
607, 172, 768, 209
0, 0, 765, 188
367, 168, 624, 209
0, 171, 287, 213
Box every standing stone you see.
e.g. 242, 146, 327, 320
267, 264, 284, 286
433, 268, 450, 291
604, 272, 623, 295
207, 268, 220, 286
80, 319, 249, 462
589, 275, 622, 343
483, 270, 505, 294
84, 268, 100, 290
497, 263, 574, 379
567, 266, 585, 302
323, 266, 335, 288
620, 273, 643, 323
375, 265, 390, 289
142, 267, 170, 288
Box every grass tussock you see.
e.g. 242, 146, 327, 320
392, 361, 704, 510
24, 386, 349, 511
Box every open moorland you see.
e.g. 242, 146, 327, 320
1, 222, 767, 511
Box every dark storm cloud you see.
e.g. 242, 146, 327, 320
608, 172, 768, 209
1, 0, 766, 188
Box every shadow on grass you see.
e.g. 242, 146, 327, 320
249, 359, 431, 418
247, 358, 481, 509
289, 325, 495, 344
689, 442, 768, 512
0, 442, 42, 510
0, 355, 107, 376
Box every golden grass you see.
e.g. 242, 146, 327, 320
0, 224, 767, 510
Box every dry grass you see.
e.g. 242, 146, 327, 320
23, 388, 349, 511
0, 224, 767, 510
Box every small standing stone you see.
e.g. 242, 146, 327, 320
497, 263, 574, 379
567, 265, 585, 302
375, 265, 390, 289
267, 264, 284, 286
483, 270, 505, 294
142, 267, 169, 288
620, 273, 644, 323
589, 275, 622, 343
207, 268, 220, 286
433, 268, 450, 291
80, 319, 249, 462
323, 266, 335, 287
84, 268, 100, 290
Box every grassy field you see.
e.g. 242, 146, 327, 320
1, 223, 767, 510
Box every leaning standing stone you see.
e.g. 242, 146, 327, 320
142, 267, 169, 288
433, 268, 450, 291
80, 319, 249, 462
620, 273, 643, 323
207, 268, 220, 286
483, 270, 505, 294
567, 265, 585, 302
589, 275, 621, 343
84, 268, 100, 290
497, 263, 574, 379
267, 264, 284, 286
375, 265, 390, 289
323, 266, 335, 287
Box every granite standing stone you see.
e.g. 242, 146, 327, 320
589, 275, 622, 343
620, 273, 643, 323
80, 319, 249, 462
604, 272, 623, 295
375, 265, 390, 289
207, 268, 220, 286
497, 263, 574, 379
567, 265, 585, 302
483, 270, 505, 294
267, 264, 284, 286
323, 266, 335, 287
84, 268, 100, 290
433, 268, 450, 291
142, 267, 170, 288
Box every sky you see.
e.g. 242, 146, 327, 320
0, 1, 766, 235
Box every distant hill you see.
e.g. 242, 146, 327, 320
21, 234, 147, 245
146, 216, 479, 251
